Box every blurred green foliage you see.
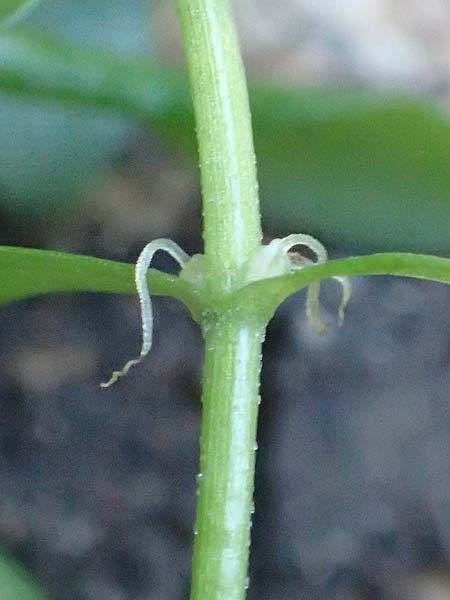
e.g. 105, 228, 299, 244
0, 0, 39, 27
0, 551, 49, 600
1, 25, 450, 252
0, 0, 152, 214
253, 90, 450, 253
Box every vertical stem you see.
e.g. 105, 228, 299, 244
176, 1, 265, 598
176, 0, 262, 294
192, 315, 265, 600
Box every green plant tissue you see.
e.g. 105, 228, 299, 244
0, 552, 49, 600
0, 0, 153, 216
0, 0, 40, 27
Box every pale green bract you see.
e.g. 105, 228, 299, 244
244, 234, 351, 333
100, 239, 190, 388
101, 234, 351, 388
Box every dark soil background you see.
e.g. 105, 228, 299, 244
1, 138, 450, 600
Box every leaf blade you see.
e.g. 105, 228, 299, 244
0, 29, 190, 120
239, 253, 450, 318
0, 552, 48, 600
0, 1, 40, 27
0, 246, 203, 315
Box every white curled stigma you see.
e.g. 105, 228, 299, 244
100, 239, 190, 388
245, 234, 351, 334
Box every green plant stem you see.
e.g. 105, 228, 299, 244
176, 1, 263, 598
191, 313, 265, 600
176, 0, 262, 294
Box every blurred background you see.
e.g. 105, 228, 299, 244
1, 1, 450, 599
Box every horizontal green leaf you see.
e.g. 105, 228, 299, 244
2, 247, 450, 332
239, 253, 450, 319
0, 551, 48, 600
0, 246, 203, 317
0, 0, 39, 27
1, 31, 450, 251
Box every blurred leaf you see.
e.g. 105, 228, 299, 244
0, 0, 39, 27
0, 551, 48, 600
252, 87, 450, 254
0, 29, 189, 119
1, 31, 450, 251
0, 246, 203, 316
0, 98, 130, 213
0, 0, 153, 214
240, 252, 450, 318
27, 0, 152, 53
